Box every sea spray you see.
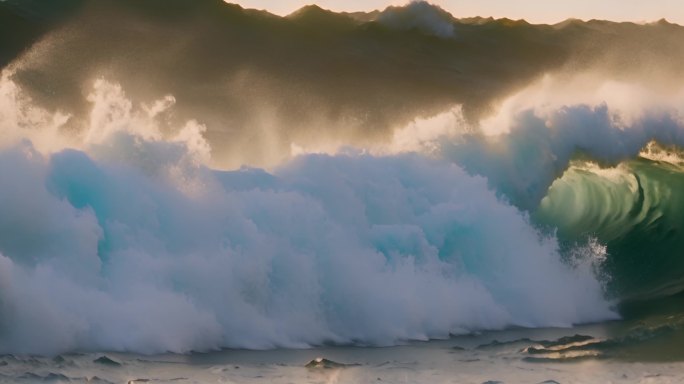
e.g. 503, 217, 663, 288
0, 78, 614, 355
437, 75, 684, 209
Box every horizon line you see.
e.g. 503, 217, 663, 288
224, 1, 684, 26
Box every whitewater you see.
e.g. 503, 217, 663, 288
2, 61, 684, 356
0, 71, 619, 355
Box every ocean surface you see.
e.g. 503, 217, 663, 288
3, 301, 684, 383
1, 1, 684, 382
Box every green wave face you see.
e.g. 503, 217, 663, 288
535, 152, 684, 300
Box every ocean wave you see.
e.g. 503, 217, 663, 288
0, 76, 613, 355
0, 0, 683, 356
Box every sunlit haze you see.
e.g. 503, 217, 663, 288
229, 0, 684, 24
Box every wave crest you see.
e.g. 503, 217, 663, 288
0, 77, 614, 355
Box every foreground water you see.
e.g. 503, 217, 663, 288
3, 332, 682, 383
4, 294, 684, 384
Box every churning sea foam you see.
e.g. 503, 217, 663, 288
0, 73, 615, 355
383, 74, 684, 209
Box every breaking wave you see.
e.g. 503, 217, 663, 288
537, 152, 684, 300
0, 73, 615, 355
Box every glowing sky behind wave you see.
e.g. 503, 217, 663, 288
228, 0, 684, 25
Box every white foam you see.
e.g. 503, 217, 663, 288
0, 76, 614, 355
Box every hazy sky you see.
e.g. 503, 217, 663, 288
230, 0, 684, 24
